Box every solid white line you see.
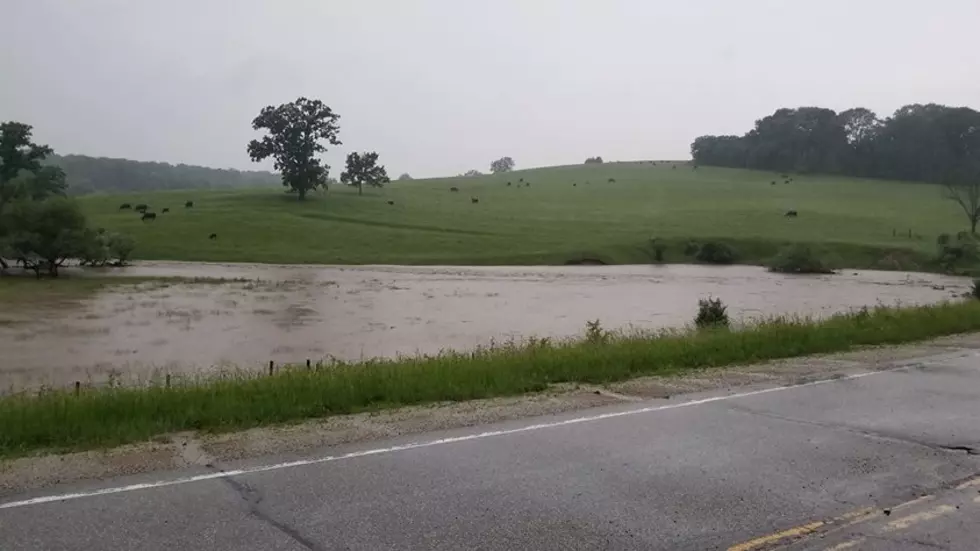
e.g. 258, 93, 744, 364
0, 367, 896, 510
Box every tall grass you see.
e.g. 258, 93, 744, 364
3, 300, 980, 457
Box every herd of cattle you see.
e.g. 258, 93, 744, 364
118, 200, 216, 238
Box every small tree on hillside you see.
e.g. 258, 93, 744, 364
463, 169, 482, 177
490, 157, 515, 173
397, 173, 413, 181
584, 156, 604, 164
246, 97, 341, 201
341, 152, 390, 196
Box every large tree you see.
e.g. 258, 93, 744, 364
340, 152, 389, 196
490, 156, 515, 174
0, 122, 68, 269
943, 154, 980, 234
2, 197, 91, 277
246, 97, 341, 200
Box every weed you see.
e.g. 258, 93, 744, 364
585, 319, 608, 344
695, 297, 729, 329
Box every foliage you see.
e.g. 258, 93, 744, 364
584, 156, 604, 164
1, 198, 92, 277
691, 103, 980, 184
462, 169, 482, 177
47, 154, 280, 195
340, 151, 389, 196
80, 230, 136, 267
584, 319, 608, 344
972, 280, 980, 300
490, 156, 515, 173
937, 231, 979, 272
694, 297, 729, 329
694, 242, 736, 264
768, 244, 834, 274
246, 97, 341, 200
397, 173, 413, 181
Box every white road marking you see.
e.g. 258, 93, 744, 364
0, 366, 900, 510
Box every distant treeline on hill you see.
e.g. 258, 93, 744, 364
46, 154, 280, 194
691, 103, 980, 183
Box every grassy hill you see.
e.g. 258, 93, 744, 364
77, 162, 964, 269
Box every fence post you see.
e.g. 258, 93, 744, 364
74, 381, 80, 396
269, 360, 274, 376
306, 358, 311, 370
165, 374, 171, 389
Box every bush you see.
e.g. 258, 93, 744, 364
683, 241, 700, 256
769, 244, 834, 274
695, 242, 736, 264
650, 238, 666, 262
695, 297, 729, 329
972, 280, 980, 300
937, 233, 979, 272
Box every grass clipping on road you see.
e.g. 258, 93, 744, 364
3, 300, 980, 457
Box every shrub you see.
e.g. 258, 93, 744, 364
972, 280, 980, 300
683, 241, 700, 256
650, 238, 666, 262
937, 233, 979, 272
695, 242, 736, 264
584, 319, 608, 344
769, 244, 834, 274
695, 297, 729, 329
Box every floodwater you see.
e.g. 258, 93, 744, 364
0, 262, 969, 389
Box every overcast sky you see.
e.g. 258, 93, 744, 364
3, 1, 979, 178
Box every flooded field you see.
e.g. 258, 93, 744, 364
0, 262, 969, 389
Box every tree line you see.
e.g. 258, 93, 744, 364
691, 103, 980, 184
46, 154, 281, 195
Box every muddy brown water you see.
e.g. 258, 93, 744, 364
0, 262, 969, 389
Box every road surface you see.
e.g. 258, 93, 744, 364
2, 348, 980, 550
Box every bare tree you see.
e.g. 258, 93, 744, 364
944, 161, 980, 234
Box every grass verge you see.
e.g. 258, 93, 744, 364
2, 300, 980, 458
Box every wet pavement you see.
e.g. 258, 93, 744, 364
0, 262, 969, 389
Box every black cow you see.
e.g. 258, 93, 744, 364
573, 183, 577, 187
387, 200, 395, 205
161, 207, 170, 213
185, 201, 194, 208
608, 178, 616, 183
134, 204, 148, 212
519, 178, 524, 183
507, 182, 512, 186
450, 187, 459, 192
209, 233, 217, 240
785, 210, 798, 217
141, 212, 157, 221
471, 197, 479, 204
119, 203, 132, 210
771, 181, 777, 185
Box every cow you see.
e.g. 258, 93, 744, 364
450, 187, 459, 192
573, 183, 577, 187
161, 207, 170, 213
608, 178, 616, 183
507, 182, 512, 186
134, 204, 148, 212
387, 200, 395, 205
209, 233, 217, 240
185, 201, 194, 208
771, 181, 777, 185
119, 203, 132, 210
785, 210, 798, 217
471, 197, 479, 204
141, 212, 157, 221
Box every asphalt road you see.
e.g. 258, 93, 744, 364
2, 350, 980, 550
